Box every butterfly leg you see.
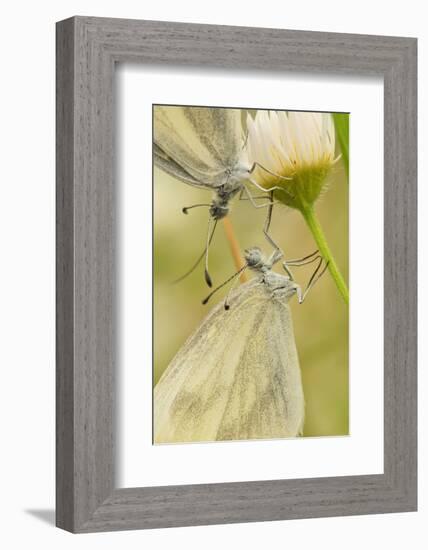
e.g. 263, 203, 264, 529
285, 250, 320, 266
296, 256, 329, 304
283, 263, 294, 281
242, 184, 277, 209
246, 164, 296, 202
238, 187, 270, 202
241, 185, 281, 248
247, 177, 296, 206
282, 251, 322, 282
260, 193, 289, 270
248, 161, 292, 182
246, 177, 283, 195
238, 194, 271, 202
242, 186, 284, 266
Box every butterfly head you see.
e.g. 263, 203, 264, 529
244, 247, 266, 270
209, 198, 229, 220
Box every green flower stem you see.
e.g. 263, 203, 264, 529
301, 205, 349, 305
332, 113, 349, 180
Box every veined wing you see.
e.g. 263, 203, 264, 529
153, 106, 244, 186
215, 289, 305, 441
154, 279, 304, 444
182, 106, 244, 169
154, 144, 215, 189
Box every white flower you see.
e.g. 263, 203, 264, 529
246, 110, 338, 209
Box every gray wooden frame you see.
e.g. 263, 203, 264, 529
56, 16, 417, 533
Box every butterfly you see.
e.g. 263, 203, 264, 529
153, 245, 327, 444
153, 105, 289, 286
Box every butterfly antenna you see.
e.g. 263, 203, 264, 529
204, 219, 217, 288
171, 248, 207, 285
223, 274, 242, 310
202, 264, 248, 306
171, 219, 217, 285
182, 203, 211, 214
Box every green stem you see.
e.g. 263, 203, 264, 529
332, 113, 349, 180
301, 205, 349, 305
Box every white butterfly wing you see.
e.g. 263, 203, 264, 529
153, 106, 244, 186
153, 144, 213, 189
182, 106, 244, 168
154, 279, 304, 444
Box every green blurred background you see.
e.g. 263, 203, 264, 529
153, 110, 349, 437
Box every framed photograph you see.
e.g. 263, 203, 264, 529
56, 16, 417, 532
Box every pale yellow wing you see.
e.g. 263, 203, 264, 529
154, 279, 304, 444
153, 105, 243, 186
